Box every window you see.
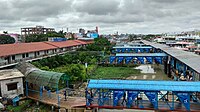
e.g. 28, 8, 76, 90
12, 55, 15, 60
37, 52, 40, 55
22, 54, 25, 58
7, 82, 18, 91
26, 53, 29, 57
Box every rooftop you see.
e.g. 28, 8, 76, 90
87, 80, 200, 92
0, 40, 91, 57
115, 53, 167, 57
45, 40, 85, 48
0, 69, 24, 80
142, 40, 200, 73
113, 46, 152, 49
0, 42, 57, 57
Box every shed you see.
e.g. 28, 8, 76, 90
0, 69, 24, 97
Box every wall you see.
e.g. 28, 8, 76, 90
0, 78, 24, 97
15, 54, 22, 60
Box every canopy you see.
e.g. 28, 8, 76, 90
26, 70, 69, 89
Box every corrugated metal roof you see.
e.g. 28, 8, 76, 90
87, 80, 200, 92
142, 40, 200, 73
113, 46, 152, 49
116, 53, 167, 57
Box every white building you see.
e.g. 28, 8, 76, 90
0, 69, 24, 98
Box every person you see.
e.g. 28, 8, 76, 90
188, 73, 193, 81
138, 49, 141, 53
88, 90, 93, 105
174, 69, 179, 81
179, 71, 186, 81
64, 90, 67, 101
121, 92, 127, 106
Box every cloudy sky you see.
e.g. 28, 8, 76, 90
1, 0, 200, 34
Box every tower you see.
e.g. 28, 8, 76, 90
96, 26, 98, 33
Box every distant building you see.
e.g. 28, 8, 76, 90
21, 25, 55, 36
48, 37, 67, 42
86, 27, 99, 38
74, 33, 83, 39
86, 32, 98, 38
78, 27, 99, 38
21, 25, 55, 42
79, 28, 85, 35
65, 32, 73, 39
9, 34, 21, 43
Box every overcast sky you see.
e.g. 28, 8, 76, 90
1, 0, 200, 34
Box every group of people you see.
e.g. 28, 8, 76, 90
173, 69, 193, 81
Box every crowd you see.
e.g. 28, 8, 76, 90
172, 69, 193, 81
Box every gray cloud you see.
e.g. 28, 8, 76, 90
74, 0, 120, 15
0, 0, 200, 34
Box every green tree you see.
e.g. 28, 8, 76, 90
25, 34, 48, 42
0, 34, 15, 44
47, 30, 65, 38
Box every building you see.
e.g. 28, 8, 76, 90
0, 69, 24, 98
9, 34, 21, 43
79, 28, 85, 35
21, 26, 55, 42
78, 27, 99, 38
0, 40, 93, 68
48, 37, 67, 42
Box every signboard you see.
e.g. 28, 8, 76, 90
155, 57, 162, 64
137, 57, 144, 64
109, 56, 116, 64
127, 91, 139, 108
125, 57, 133, 64
144, 91, 158, 109
117, 57, 124, 64
174, 92, 190, 110
113, 90, 124, 106
146, 57, 153, 64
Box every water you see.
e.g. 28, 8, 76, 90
135, 65, 155, 74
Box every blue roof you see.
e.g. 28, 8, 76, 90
116, 53, 167, 57
87, 80, 200, 92
113, 46, 152, 49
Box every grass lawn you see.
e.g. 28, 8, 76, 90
90, 67, 141, 79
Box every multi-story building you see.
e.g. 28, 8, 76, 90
21, 26, 55, 36
21, 26, 55, 42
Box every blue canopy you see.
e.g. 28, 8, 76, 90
116, 53, 167, 57
87, 80, 200, 92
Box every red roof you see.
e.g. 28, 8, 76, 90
78, 40, 94, 44
74, 40, 87, 45
45, 40, 83, 48
0, 40, 92, 57
0, 42, 57, 57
